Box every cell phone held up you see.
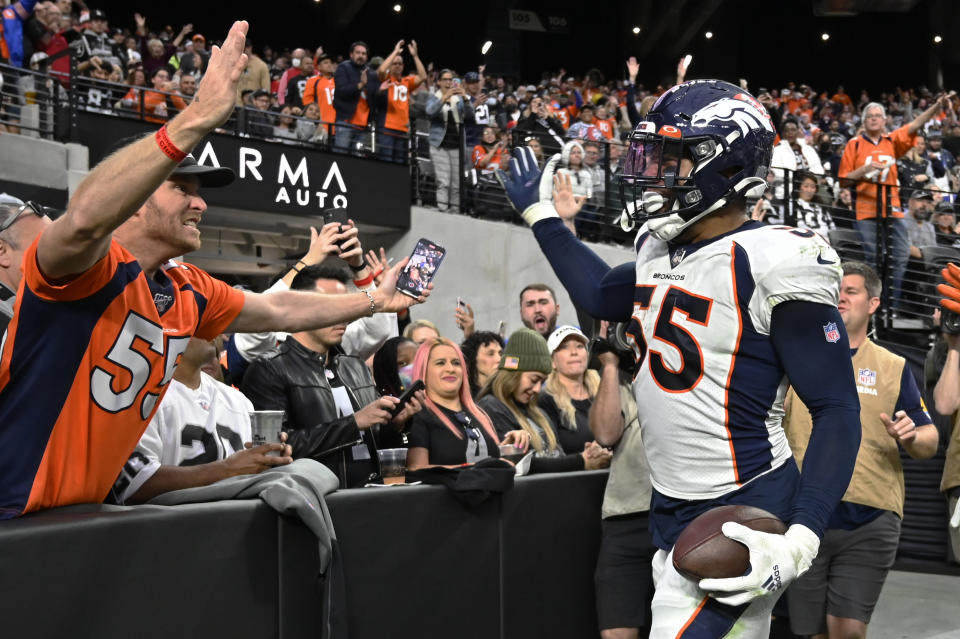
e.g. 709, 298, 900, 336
390, 379, 425, 418
396, 238, 446, 299
322, 207, 350, 250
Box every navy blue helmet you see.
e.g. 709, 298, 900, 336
620, 80, 776, 241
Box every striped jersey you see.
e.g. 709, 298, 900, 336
626, 221, 841, 500
0, 239, 244, 517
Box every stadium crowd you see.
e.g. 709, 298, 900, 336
2, 3, 960, 638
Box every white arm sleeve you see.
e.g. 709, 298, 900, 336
232, 278, 289, 362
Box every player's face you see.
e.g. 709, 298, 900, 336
513, 371, 547, 404
425, 344, 463, 401
552, 338, 588, 379
474, 340, 503, 383
307, 278, 349, 348
837, 274, 879, 335
144, 176, 207, 255
520, 290, 559, 336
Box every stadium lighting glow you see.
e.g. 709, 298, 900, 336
482, 41, 492, 55
632, 26, 641, 35
393, 4, 401, 12
935, 35, 943, 43
704, 31, 713, 39
821, 33, 830, 41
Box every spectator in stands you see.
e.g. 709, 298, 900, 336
75, 8, 122, 71
376, 39, 426, 163
516, 95, 565, 156
245, 88, 273, 138
275, 46, 305, 106
463, 69, 492, 148
897, 136, 934, 201
477, 328, 610, 473
785, 261, 936, 639
525, 135, 544, 165
771, 117, 824, 195
241, 265, 423, 489
426, 69, 474, 212
114, 337, 292, 504
273, 105, 299, 139
472, 125, 506, 174
373, 336, 418, 397
235, 39, 269, 105
593, 104, 616, 140
226, 222, 396, 384
284, 54, 315, 109
567, 104, 603, 141
302, 54, 336, 140
934, 201, 960, 247
906, 190, 937, 258
177, 72, 196, 104
133, 13, 190, 77
519, 283, 560, 337
927, 130, 956, 187
589, 322, 655, 639
460, 330, 504, 398
121, 67, 186, 124
581, 140, 604, 197
406, 338, 528, 470
404, 318, 440, 344
839, 96, 949, 310
795, 172, 835, 241
333, 41, 375, 154
497, 94, 522, 131
539, 326, 599, 455
0, 196, 52, 335
1, 0, 36, 69
295, 102, 323, 142
557, 140, 592, 200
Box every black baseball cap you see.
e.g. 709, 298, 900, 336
90, 8, 107, 20
935, 200, 955, 214
464, 71, 480, 83
910, 190, 934, 201
171, 154, 235, 188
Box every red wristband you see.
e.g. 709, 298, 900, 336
155, 125, 188, 163
353, 273, 375, 288
372, 268, 384, 279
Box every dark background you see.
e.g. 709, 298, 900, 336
91, 0, 959, 95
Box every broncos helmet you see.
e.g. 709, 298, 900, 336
619, 79, 775, 241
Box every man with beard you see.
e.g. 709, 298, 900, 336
519, 283, 560, 337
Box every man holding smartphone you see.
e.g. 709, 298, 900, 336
516, 94, 565, 156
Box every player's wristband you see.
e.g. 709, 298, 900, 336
521, 202, 560, 227
155, 124, 188, 163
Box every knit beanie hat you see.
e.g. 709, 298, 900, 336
500, 328, 553, 375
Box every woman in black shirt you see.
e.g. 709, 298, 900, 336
407, 338, 528, 469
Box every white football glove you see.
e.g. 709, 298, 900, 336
951, 499, 960, 530
698, 523, 820, 606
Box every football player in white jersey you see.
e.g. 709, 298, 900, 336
114, 337, 292, 504
498, 80, 862, 638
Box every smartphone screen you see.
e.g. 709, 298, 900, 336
396, 238, 446, 298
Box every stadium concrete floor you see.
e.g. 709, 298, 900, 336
870, 571, 960, 638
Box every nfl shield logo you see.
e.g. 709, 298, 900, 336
857, 368, 876, 386
823, 322, 840, 343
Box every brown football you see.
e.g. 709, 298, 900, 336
672, 505, 787, 581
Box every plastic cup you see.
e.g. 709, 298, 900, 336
378, 448, 408, 484
498, 444, 526, 463
249, 410, 284, 457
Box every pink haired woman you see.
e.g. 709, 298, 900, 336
406, 338, 528, 470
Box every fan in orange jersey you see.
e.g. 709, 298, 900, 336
376, 39, 427, 162
0, 21, 431, 520
302, 54, 337, 138
838, 94, 953, 310
593, 103, 616, 140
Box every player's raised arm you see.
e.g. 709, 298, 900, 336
37, 20, 250, 281
498, 147, 635, 321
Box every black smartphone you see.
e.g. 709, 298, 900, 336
321, 207, 350, 249
396, 238, 446, 299
390, 379, 425, 417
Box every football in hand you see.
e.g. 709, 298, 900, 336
672, 505, 787, 581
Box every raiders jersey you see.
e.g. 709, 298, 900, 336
626, 221, 842, 500
115, 372, 253, 503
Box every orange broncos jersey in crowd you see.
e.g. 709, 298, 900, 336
302, 75, 337, 125
383, 75, 421, 132
838, 126, 916, 220
0, 239, 244, 518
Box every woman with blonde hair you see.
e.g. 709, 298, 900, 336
406, 338, 527, 469
539, 326, 601, 454
477, 328, 610, 473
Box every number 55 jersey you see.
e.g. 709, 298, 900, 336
626, 221, 842, 502
0, 239, 244, 518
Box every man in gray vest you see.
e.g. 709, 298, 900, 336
783, 261, 937, 639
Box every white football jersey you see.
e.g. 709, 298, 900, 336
627, 222, 841, 500
116, 373, 253, 503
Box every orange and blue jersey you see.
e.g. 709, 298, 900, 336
0, 238, 244, 518
838, 125, 916, 220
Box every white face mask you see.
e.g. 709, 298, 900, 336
291, 57, 301, 68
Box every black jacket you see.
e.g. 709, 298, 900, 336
333, 59, 376, 122
515, 114, 566, 156
241, 338, 382, 488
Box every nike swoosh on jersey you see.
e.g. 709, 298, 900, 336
816, 255, 836, 265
